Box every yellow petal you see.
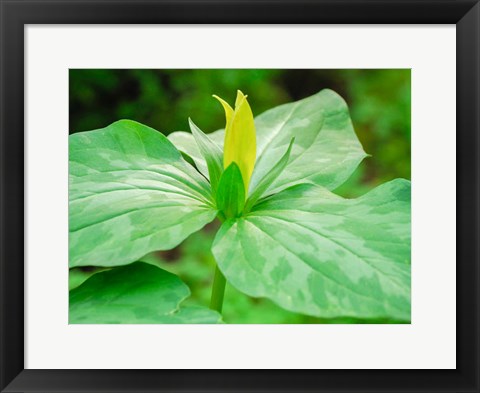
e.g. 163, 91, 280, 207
212, 95, 234, 131
223, 92, 256, 193
235, 90, 247, 108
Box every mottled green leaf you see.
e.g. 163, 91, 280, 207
168, 89, 367, 198
251, 89, 367, 194
69, 262, 222, 324
216, 163, 245, 219
212, 179, 411, 321
69, 120, 217, 268
188, 118, 223, 193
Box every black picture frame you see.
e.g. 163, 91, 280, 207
1, 1, 478, 392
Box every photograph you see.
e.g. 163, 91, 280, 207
68, 69, 411, 324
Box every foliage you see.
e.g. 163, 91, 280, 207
69, 87, 411, 324
70, 262, 221, 323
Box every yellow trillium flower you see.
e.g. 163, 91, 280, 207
213, 90, 256, 193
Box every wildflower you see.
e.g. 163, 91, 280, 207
213, 90, 256, 192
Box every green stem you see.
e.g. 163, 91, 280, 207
210, 264, 226, 313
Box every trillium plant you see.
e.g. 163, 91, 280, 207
69, 89, 411, 324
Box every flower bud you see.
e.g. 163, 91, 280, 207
213, 90, 256, 193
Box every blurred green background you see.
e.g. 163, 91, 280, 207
69, 69, 411, 323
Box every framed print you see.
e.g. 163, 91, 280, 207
1, 1, 479, 392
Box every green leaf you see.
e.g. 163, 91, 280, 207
244, 137, 294, 212
212, 179, 411, 321
69, 262, 222, 324
69, 267, 108, 290
216, 163, 245, 219
169, 89, 367, 199
69, 120, 217, 268
188, 118, 223, 193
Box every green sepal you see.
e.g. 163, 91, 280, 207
216, 162, 245, 219
69, 262, 222, 324
245, 137, 295, 212
168, 129, 224, 179
188, 118, 224, 194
